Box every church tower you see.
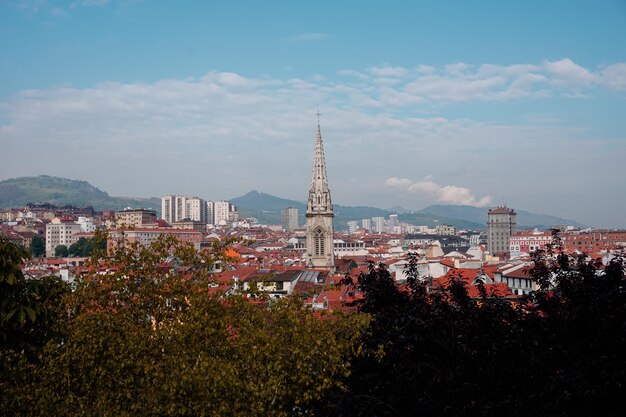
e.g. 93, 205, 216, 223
305, 114, 335, 269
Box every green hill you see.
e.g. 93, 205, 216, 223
0, 175, 161, 214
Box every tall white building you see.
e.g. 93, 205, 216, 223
161, 195, 175, 224
161, 195, 208, 224
347, 221, 359, 233
45, 218, 81, 257
487, 206, 517, 257
213, 201, 231, 226
361, 218, 372, 232
372, 217, 385, 233
281, 207, 299, 231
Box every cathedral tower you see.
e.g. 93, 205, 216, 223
305, 114, 335, 269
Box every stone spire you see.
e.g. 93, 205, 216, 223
305, 112, 334, 270
307, 113, 333, 214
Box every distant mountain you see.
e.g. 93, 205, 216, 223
230, 191, 586, 231
386, 206, 413, 214
0, 175, 161, 214
230, 190, 389, 229
419, 205, 586, 229
230, 190, 306, 213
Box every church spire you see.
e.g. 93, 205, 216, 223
305, 112, 335, 270
307, 111, 332, 214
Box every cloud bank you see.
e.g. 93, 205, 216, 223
385, 177, 492, 207
0, 58, 624, 226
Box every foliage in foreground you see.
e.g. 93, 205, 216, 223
1, 233, 365, 417
2, 231, 625, 417
322, 244, 626, 417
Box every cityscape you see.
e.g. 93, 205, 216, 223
1, 1, 625, 416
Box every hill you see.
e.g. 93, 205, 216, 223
230, 191, 585, 230
420, 205, 586, 229
0, 175, 161, 214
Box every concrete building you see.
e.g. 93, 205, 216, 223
305, 117, 335, 270
372, 217, 385, 233
115, 209, 157, 228
487, 206, 517, 258
361, 218, 372, 232
161, 195, 208, 224
107, 228, 203, 252
45, 218, 82, 257
347, 221, 359, 233
213, 201, 231, 226
281, 207, 299, 231
509, 229, 552, 257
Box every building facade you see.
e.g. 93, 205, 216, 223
281, 207, 299, 231
305, 119, 335, 269
45, 218, 82, 257
115, 209, 158, 228
487, 206, 517, 257
161, 195, 208, 224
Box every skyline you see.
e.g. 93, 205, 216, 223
1, 1, 625, 227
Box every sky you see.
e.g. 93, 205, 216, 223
0, 0, 625, 227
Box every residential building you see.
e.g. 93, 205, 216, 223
161, 195, 208, 224
115, 209, 157, 228
487, 206, 516, 258
281, 207, 299, 231
509, 229, 552, 257
45, 218, 82, 257
213, 201, 231, 226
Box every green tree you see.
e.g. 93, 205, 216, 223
0, 236, 70, 399
323, 238, 626, 417
29, 235, 45, 258
54, 244, 68, 257
4, 232, 365, 416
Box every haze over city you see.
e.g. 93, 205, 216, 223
1, 0, 625, 227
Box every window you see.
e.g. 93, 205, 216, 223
314, 228, 325, 256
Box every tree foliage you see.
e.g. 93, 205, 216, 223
2, 232, 365, 416
322, 243, 626, 417
29, 235, 45, 258
54, 244, 68, 257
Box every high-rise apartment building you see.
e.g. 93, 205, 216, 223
213, 201, 231, 226
487, 206, 517, 257
45, 218, 82, 257
161, 195, 208, 224
281, 207, 299, 231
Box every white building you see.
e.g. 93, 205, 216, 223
45, 218, 82, 257
347, 221, 359, 233
372, 216, 385, 233
281, 207, 299, 231
213, 201, 231, 226
161, 195, 208, 224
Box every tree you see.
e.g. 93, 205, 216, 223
29, 235, 45, 258
3, 232, 366, 416
322, 244, 626, 417
54, 244, 68, 257
0, 236, 70, 398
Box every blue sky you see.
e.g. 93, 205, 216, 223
1, 0, 625, 227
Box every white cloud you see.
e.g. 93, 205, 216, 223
367, 65, 409, 78
544, 58, 599, 88
602, 63, 626, 91
385, 177, 492, 207
0, 62, 624, 226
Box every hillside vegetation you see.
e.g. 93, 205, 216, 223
0, 176, 161, 214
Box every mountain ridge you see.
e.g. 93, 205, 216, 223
0, 175, 161, 214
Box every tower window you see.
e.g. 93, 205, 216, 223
315, 228, 325, 256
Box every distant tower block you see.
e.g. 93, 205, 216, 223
487, 206, 517, 258
305, 113, 335, 269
